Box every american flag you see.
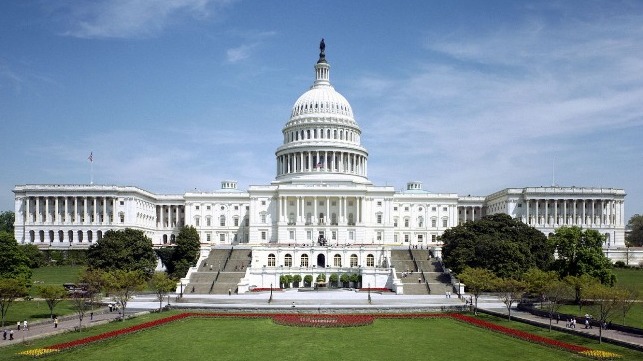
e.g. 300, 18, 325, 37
88, 152, 93, 162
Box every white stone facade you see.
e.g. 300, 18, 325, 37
12, 43, 627, 269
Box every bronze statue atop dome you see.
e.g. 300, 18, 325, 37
318, 38, 326, 63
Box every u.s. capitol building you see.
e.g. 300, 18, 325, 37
13, 42, 627, 282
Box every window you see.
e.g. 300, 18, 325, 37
219, 215, 226, 226
261, 231, 267, 240
350, 254, 358, 267
394, 218, 398, 227
206, 205, 211, 210
261, 213, 267, 223
235, 205, 239, 210
431, 218, 437, 227
285, 254, 293, 267
206, 233, 211, 242
377, 201, 382, 206
307, 230, 312, 240
268, 254, 276, 267
404, 218, 409, 227
418, 216, 424, 228
366, 254, 375, 267
376, 231, 382, 241
405, 207, 409, 211
393, 206, 398, 211
334, 254, 342, 267
220, 234, 225, 242
443, 207, 448, 212
120, 200, 124, 206
289, 230, 295, 240
119, 213, 125, 223
234, 217, 239, 226
442, 218, 448, 227
404, 234, 409, 243
376, 213, 382, 224
300, 254, 309, 267
261, 200, 266, 206
195, 205, 200, 210
348, 231, 354, 240
432, 207, 436, 211
331, 231, 336, 240
206, 217, 211, 227
432, 234, 437, 242
348, 213, 354, 225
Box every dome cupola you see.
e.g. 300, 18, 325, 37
274, 40, 369, 185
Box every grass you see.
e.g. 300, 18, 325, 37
2, 312, 641, 361
31, 266, 85, 289
1, 300, 78, 327
613, 268, 643, 294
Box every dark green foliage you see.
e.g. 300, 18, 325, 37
549, 226, 615, 286
441, 214, 554, 278
625, 214, 643, 247
86, 229, 156, 277
20, 244, 47, 268
0, 231, 32, 283
43, 250, 88, 266
0, 211, 14, 233
158, 226, 201, 278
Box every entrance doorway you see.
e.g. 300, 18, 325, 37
317, 254, 326, 268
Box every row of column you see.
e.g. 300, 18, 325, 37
157, 205, 184, 229
524, 199, 624, 227
277, 196, 364, 226
459, 206, 483, 223
277, 151, 367, 177
22, 196, 117, 225
285, 126, 359, 144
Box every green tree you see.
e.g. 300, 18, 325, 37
625, 214, 643, 247
442, 214, 554, 278
542, 279, 573, 331
617, 287, 639, 327
0, 278, 27, 327
340, 273, 350, 287
495, 277, 527, 321
522, 268, 560, 308
78, 268, 107, 313
37, 285, 68, 319
0, 231, 32, 284
169, 226, 201, 278
304, 275, 313, 287
458, 267, 498, 315
149, 272, 176, 312
292, 274, 302, 287
550, 226, 615, 286
69, 289, 91, 332
0, 211, 14, 233
104, 270, 146, 320
564, 274, 599, 309
87, 229, 156, 277
20, 244, 47, 268
585, 284, 626, 343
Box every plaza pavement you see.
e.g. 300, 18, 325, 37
1, 291, 640, 351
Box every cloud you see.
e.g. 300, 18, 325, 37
354, 7, 643, 195
57, 0, 232, 39
225, 31, 277, 63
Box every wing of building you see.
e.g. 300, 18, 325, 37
12, 42, 628, 292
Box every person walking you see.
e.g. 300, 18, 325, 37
23, 320, 28, 331
3, 329, 6, 340
9, 330, 14, 340
54, 317, 58, 328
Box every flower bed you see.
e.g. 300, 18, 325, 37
18, 312, 618, 359
272, 314, 374, 327
249, 288, 282, 292
357, 287, 392, 292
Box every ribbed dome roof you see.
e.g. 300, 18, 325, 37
290, 85, 353, 119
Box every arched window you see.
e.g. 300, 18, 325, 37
29, 230, 34, 242
58, 230, 64, 242
97, 230, 103, 240
48, 230, 54, 243
170, 234, 176, 244
348, 213, 354, 225
300, 254, 309, 267
404, 218, 410, 227
163, 234, 168, 244
39, 230, 44, 242
284, 254, 293, 267
68, 230, 73, 242
77, 230, 83, 242
366, 254, 375, 267
268, 253, 276, 267
331, 213, 337, 225
394, 217, 399, 227
350, 254, 358, 267
88, 230, 93, 242
334, 254, 342, 267
219, 215, 226, 226
418, 216, 424, 228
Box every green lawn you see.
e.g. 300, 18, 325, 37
1, 300, 78, 327
614, 268, 643, 294
1, 313, 641, 361
31, 265, 85, 290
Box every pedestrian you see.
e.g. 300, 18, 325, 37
23, 320, 28, 331
585, 319, 589, 329
54, 317, 58, 328
445, 291, 448, 298
556, 314, 560, 324
16, 321, 20, 330
90, 312, 93, 320
3, 329, 6, 340
572, 318, 576, 329
108, 303, 113, 312
565, 319, 570, 328
228, 288, 232, 296
418, 277, 421, 284
9, 330, 13, 340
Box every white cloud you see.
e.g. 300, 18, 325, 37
225, 30, 277, 63
58, 0, 231, 39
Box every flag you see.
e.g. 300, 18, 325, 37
88, 152, 93, 162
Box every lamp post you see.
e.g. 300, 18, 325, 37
368, 282, 372, 304
179, 283, 184, 299
269, 283, 273, 303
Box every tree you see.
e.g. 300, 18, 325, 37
37, 285, 68, 319
69, 290, 91, 332
495, 278, 527, 321
0, 211, 14, 233
564, 274, 599, 309
104, 270, 146, 320
0, 231, 32, 284
162, 226, 201, 279
20, 244, 47, 268
304, 275, 313, 287
542, 279, 573, 331
87, 229, 156, 277
585, 284, 625, 343
0, 278, 27, 327
458, 267, 498, 315
149, 272, 176, 312
522, 268, 559, 308
550, 226, 615, 286
78, 268, 106, 313
442, 214, 554, 278
617, 287, 639, 327
625, 214, 643, 247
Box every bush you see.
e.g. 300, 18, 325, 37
614, 261, 626, 268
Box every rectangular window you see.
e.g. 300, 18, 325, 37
206, 218, 211, 226
261, 200, 266, 205
307, 231, 312, 240
332, 231, 336, 240
404, 234, 409, 242
443, 207, 448, 212
377, 201, 382, 206
120, 200, 124, 206
195, 205, 200, 210
206, 205, 211, 210
348, 231, 354, 240
206, 233, 211, 242
442, 218, 448, 227
234, 218, 239, 226
289, 230, 295, 240
376, 214, 382, 224
261, 231, 266, 240
195, 218, 200, 227
376, 231, 382, 241
432, 207, 436, 211
119, 215, 124, 223
432, 234, 437, 242
235, 205, 239, 210
393, 207, 398, 211
220, 234, 225, 242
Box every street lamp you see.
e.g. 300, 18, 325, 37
269, 283, 273, 303
179, 283, 184, 298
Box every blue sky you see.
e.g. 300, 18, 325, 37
1, 1, 641, 220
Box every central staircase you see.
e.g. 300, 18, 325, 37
390, 248, 452, 295
185, 247, 252, 294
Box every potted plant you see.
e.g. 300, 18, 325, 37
292, 274, 302, 288
329, 273, 339, 288
340, 273, 351, 288
304, 275, 313, 287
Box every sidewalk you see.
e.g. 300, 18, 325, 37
479, 306, 643, 351
0, 308, 126, 348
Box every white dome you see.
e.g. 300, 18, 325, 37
290, 85, 354, 119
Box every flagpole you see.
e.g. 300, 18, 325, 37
88, 152, 94, 185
